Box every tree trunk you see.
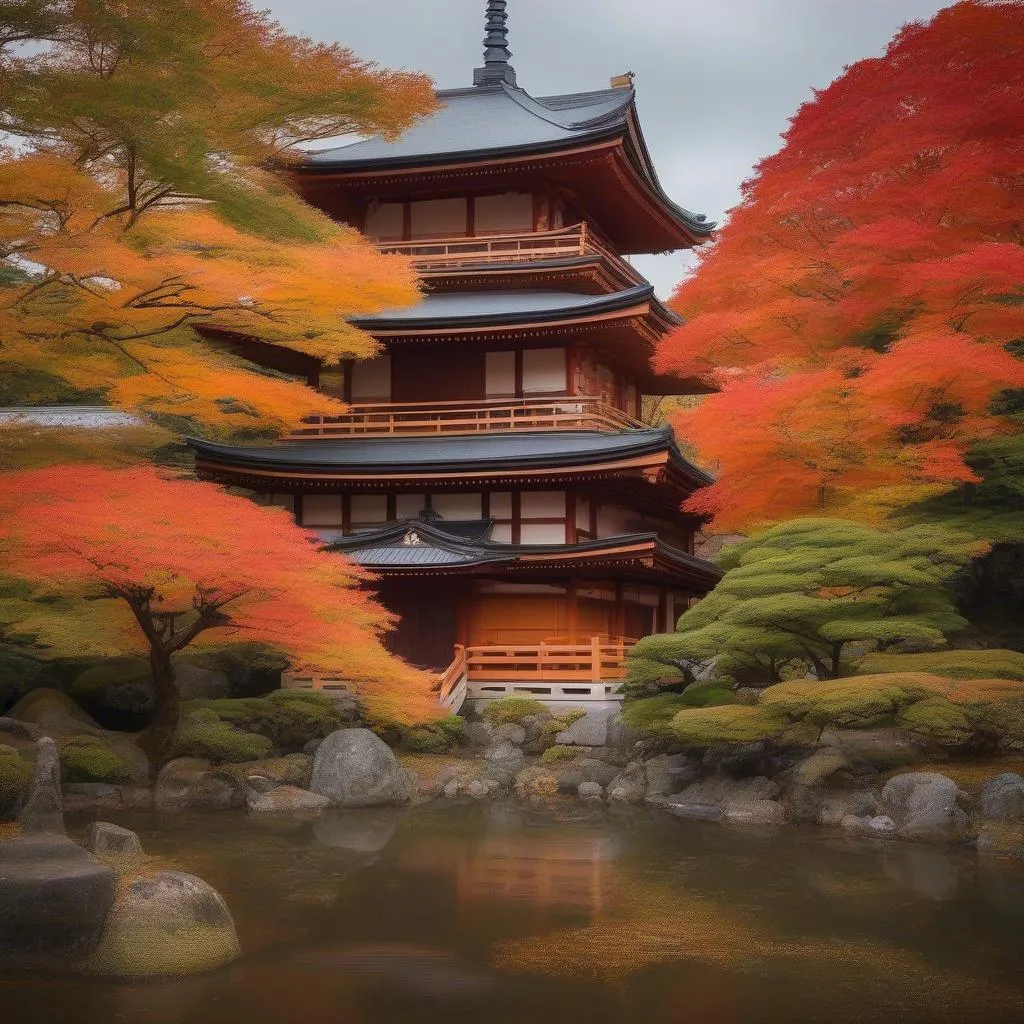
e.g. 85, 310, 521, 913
138, 648, 180, 771
830, 643, 845, 679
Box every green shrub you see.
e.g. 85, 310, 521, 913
405, 727, 450, 754
678, 681, 737, 708
186, 689, 341, 751
60, 735, 132, 784
435, 715, 466, 741
173, 708, 274, 763
669, 706, 788, 747
483, 697, 548, 726
0, 745, 32, 818
620, 694, 689, 736
859, 649, 1024, 682
896, 697, 973, 747
541, 745, 582, 764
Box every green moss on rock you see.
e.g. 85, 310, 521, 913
679, 681, 738, 708
669, 705, 787, 747
541, 745, 583, 764
620, 694, 689, 736
60, 735, 132, 784
173, 709, 273, 763
896, 697, 973, 746
483, 697, 549, 726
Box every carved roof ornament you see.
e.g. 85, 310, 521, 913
474, 0, 517, 88
403, 530, 424, 546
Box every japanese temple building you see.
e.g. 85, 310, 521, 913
190, 1, 721, 705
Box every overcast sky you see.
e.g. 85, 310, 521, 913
263, 0, 952, 298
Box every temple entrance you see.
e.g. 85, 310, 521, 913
377, 580, 460, 671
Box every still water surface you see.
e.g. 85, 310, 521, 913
4, 804, 1024, 1024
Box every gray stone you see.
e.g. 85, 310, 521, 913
822, 727, 923, 768
83, 821, 143, 856
976, 823, 1024, 860
881, 772, 968, 843
245, 774, 277, 794
19, 736, 63, 835
302, 738, 323, 756
519, 715, 545, 744
465, 780, 489, 800
792, 747, 851, 788
577, 781, 604, 803
578, 758, 620, 788
607, 762, 647, 805
247, 785, 328, 815
493, 722, 527, 746
173, 663, 230, 700
0, 717, 42, 742
554, 766, 585, 793
556, 708, 613, 747
463, 721, 495, 748
724, 799, 786, 826
605, 713, 641, 754
977, 773, 1024, 821
62, 784, 153, 814
841, 813, 896, 838
643, 753, 700, 798
658, 775, 785, 826
81, 871, 240, 979
154, 759, 246, 812
484, 739, 525, 776
310, 729, 413, 808
0, 835, 115, 965
817, 790, 879, 827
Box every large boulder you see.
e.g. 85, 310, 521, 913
81, 871, 240, 979
0, 835, 115, 967
493, 722, 527, 746
578, 758, 620, 789
977, 773, 1024, 821
246, 785, 328, 816
310, 729, 413, 808
643, 753, 700, 798
657, 775, 786, 826
820, 727, 924, 769
19, 736, 63, 835
154, 758, 246, 812
83, 821, 143, 857
556, 707, 613, 747
880, 772, 969, 843
483, 739, 525, 777
792, 747, 851, 788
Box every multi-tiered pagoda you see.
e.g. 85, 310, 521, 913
191, 1, 720, 706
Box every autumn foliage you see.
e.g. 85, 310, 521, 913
658, 1, 1024, 531
0, 465, 437, 756
0, 0, 436, 432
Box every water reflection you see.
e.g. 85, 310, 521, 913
4, 806, 1024, 1024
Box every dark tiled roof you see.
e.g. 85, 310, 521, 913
190, 427, 711, 482
349, 286, 655, 329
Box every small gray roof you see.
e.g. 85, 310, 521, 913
350, 286, 655, 329
305, 84, 634, 169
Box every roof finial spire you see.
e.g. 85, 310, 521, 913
473, 0, 517, 88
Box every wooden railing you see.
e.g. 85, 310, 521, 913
292, 396, 644, 438
436, 644, 468, 713
375, 224, 614, 269
465, 637, 636, 683
281, 669, 358, 696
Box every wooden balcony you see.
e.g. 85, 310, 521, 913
292, 396, 645, 438
375, 224, 617, 269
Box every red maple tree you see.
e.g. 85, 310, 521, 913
657, 0, 1024, 531
0, 465, 437, 760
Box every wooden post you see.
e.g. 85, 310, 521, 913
591, 635, 601, 682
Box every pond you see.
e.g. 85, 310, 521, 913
3, 805, 1024, 1024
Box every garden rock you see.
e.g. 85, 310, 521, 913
607, 762, 647, 805
643, 753, 700, 798
310, 729, 413, 808
463, 721, 494, 748
881, 772, 968, 843
792, 747, 851, 788
154, 759, 245, 812
658, 775, 784, 825
83, 821, 143, 857
840, 814, 896, 838
578, 758, 620, 789
493, 722, 527, 746
0, 835, 115, 966
0, 717, 42, 743
513, 765, 559, 804
577, 780, 604, 803
246, 785, 328, 815
484, 739, 525, 776
605, 713, 641, 754
63, 784, 153, 814
821, 727, 923, 768
556, 708, 613, 747
81, 870, 240, 979
19, 737, 63, 834
976, 822, 1024, 860
977, 773, 1024, 821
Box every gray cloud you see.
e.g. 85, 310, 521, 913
264, 0, 950, 297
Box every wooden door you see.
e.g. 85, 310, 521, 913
377, 581, 459, 670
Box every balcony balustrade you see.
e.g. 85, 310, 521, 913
291, 395, 645, 438
375, 224, 618, 269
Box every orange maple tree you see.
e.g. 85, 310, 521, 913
0, 464, 437, 760
657, 0, 1024, 531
